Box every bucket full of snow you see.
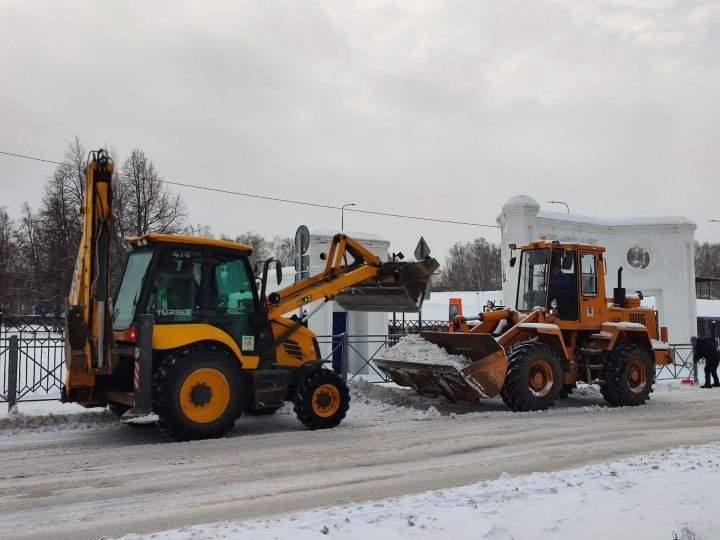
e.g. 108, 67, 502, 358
374, 332, 508, 402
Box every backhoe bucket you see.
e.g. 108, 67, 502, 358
334, 258, 439, 312
374, 331, 508, 402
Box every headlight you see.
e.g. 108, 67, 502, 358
550, 299, 558, 309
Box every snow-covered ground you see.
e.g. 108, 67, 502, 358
118, 442, 719, 540
1, 376, 719, 540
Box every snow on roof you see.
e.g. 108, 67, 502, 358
309, 228, 389, 244
697, 299, 720, 319
503, 195, 540, 209
537, 210, 695, 228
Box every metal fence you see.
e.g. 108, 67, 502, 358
656, 344, 696, 381
387, 319, 450, 336
0, 313, 703, 408
0, 316, 65, 406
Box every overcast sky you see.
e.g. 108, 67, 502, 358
1, 0, 718, 260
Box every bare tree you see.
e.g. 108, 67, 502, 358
114, 149, 187, 238
695, 241, 720, 298
182, 223, 214, 238
0, 207, 18, 312
224, 231, 269, 268
269, 235, 295, 266
440, 237, 501, 291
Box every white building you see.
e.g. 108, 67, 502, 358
496, 195, 697, 341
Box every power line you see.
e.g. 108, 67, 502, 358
0, 149, 499, 229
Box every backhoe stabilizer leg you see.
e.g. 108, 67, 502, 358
121, 315, 158, 424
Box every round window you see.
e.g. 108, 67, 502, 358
626, 246, 651, 270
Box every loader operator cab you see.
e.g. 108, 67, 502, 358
516, 245, 578, 320
112, 235, 262, 354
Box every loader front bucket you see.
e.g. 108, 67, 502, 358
374, 331, 508, 402
334, 258, 439, 312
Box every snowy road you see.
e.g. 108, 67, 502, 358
1, 381, 719, 540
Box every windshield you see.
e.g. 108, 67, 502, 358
113, 251, 154, 330
517, 248, 550, 311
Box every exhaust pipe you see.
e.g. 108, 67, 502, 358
613, 266, 626, 306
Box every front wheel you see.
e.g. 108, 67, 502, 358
601, 344, 653, 407
501, 342, 563, 412
152, 348, 242, 441
294, 369, 350, 430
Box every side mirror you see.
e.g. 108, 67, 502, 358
509, 256, 517, 268
319, 252, 327, 261
275, 260, 283, 285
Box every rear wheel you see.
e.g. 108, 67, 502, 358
294, 369, 350, 430
601, 344, 653, 407
501, 342, 562, 411
152, 348, 242, 441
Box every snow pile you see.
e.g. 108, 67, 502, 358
349, 378, 426, 409
415, 405, 442, 421
117, 443, 720, 540
380, 334, 471, 369
0, 408, 115, 430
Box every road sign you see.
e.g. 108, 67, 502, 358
414, 237, 431, 260
295, 225, 310, 255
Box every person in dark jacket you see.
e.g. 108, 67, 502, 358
691, 336, 720, 388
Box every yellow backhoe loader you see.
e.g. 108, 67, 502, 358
376, 239, 674, 411
63, 150, 438, 440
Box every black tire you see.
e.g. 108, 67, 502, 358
246, 406, 281, 416
294, 369, 350, 430
500, 341, 563, 412
559, 383, 576, 399
152, 348, 242, 441
600, 344, 654, 407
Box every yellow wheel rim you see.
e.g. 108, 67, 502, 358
312, 384, 341, 418
179, 368, 230, 424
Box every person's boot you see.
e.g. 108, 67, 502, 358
712, 381, 720, 388
701, 381, 712, 388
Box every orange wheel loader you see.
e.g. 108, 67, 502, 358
375, 239, 674, 411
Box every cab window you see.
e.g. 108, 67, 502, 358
208, 254, 258, 352
146, 249, 203, 323
581, 253, 597, 296
517, 248, 549, 311
113, 250, 154, 330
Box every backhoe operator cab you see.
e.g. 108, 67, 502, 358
113, 235, 264, 359
516, 241, 603, 324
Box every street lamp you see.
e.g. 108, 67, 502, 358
341, 203, 356, 230
547, 200, 570, 213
